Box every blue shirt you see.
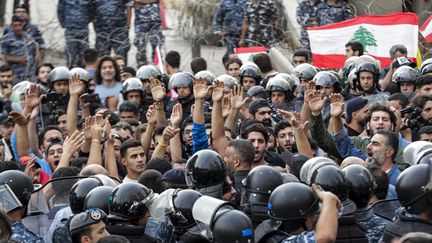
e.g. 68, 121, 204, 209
192, 121, 209, 153
95, 82, 122, 107
11, 221, 44, 243
11, 132, 53, 176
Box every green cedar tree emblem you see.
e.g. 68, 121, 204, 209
351, 26, 377, 52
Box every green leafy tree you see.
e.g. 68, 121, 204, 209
351, 26, 377, 52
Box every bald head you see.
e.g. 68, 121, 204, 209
340, 156, 368, 169
79, 164, 108, 176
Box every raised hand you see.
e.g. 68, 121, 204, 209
170, 103, 183, 128
308, 90, 325, 116
146, 104, 157, 125
24, 157, 40, 184
69, 73, 84, 96
231, 85, 248, 110
303, 81, 316, 103
149, 77, 166, 101
329, 93, 344, 117
9, 111, 30, 126
82, 116, 96, 140
161, 126, 180, 144
277, 110, 309, 130
222, 95, 231, 118
63, 130, 85, 157
24, 84, 41, 111
194, 77, 211, 100
212, 79, 225, 102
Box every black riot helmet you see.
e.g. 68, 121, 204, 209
168, 189, 202, 230
392, 66, 418, 85
242, 165, 284, 224
342, 165, 376, 209
108, 182, 155, 222
354, 61, 379, 93
83, 186, 114, 215
396, 164, 432, 214
185, 149, 226, 195
244, 165, 284, 202
268, 182, 320, 221
70, 178, 103, 214
239, 63, 262, 85
0, 170, 33, 209
48, 66, 69, 89
212, 209, 254, 243
313, 71, 342, 93
308, 163, 349, 202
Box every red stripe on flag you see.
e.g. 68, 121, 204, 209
154, 48, 159, 65
425, 33, 432, 43
420, 15, 432, 32
308, 12, 418, 31
312, 54, 416, 69
160, 0, 167, 29
235, 46, 267, 54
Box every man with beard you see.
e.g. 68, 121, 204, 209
344, 96, 368, 136
94, 56, 122, 108
248, 98, 272, 127
35, 63, 54, 93
410, 95, 432, 141
274, 121, 294, 153
241, 123, 268, 168
365, 130, 400, 186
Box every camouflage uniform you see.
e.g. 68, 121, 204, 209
296, 0, 320, 52
316, 0, 354, 26
281, 230, 316, 243
134, 2, 164, 66
356, 207, 391, 243
3, 21, 46, 53
93, 0, 132, 60
52, 223, 72, 243
58, 0, 93, 68
214, 0, 248, 52
11, 220, 45, 243
1, 29, 37, 84
244, 0, 277, 48
146, 216, 177, 243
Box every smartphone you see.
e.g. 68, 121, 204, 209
82, 94, 100, 104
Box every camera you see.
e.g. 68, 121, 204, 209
400, 106, 423, 130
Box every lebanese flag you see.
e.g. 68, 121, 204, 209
307, 13, 418, 68
420, 15, 432, 42
235, 46, 267, 65
153, 45, 165, 74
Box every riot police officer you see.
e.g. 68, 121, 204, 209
308, 163, 369, 242
168, 72, 196, 120
313, 71, 343, 122
193, 195, 254, 243
166, 189, 209, 242
342, 164, 391, 242
83, 186, 114, 215
185, 149, 226, 199
122, 77, 146, 122
69, 208, 110, 243
255, 182, 340, 243
241, 165, 283, 226
382, 164, 432, 242
354, 61, 381, 96
392, 65, 418, 99
266, 75, 293, 111
107, 182, 157, 242
239, 63, 261, 92
0, 170, 44, 242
